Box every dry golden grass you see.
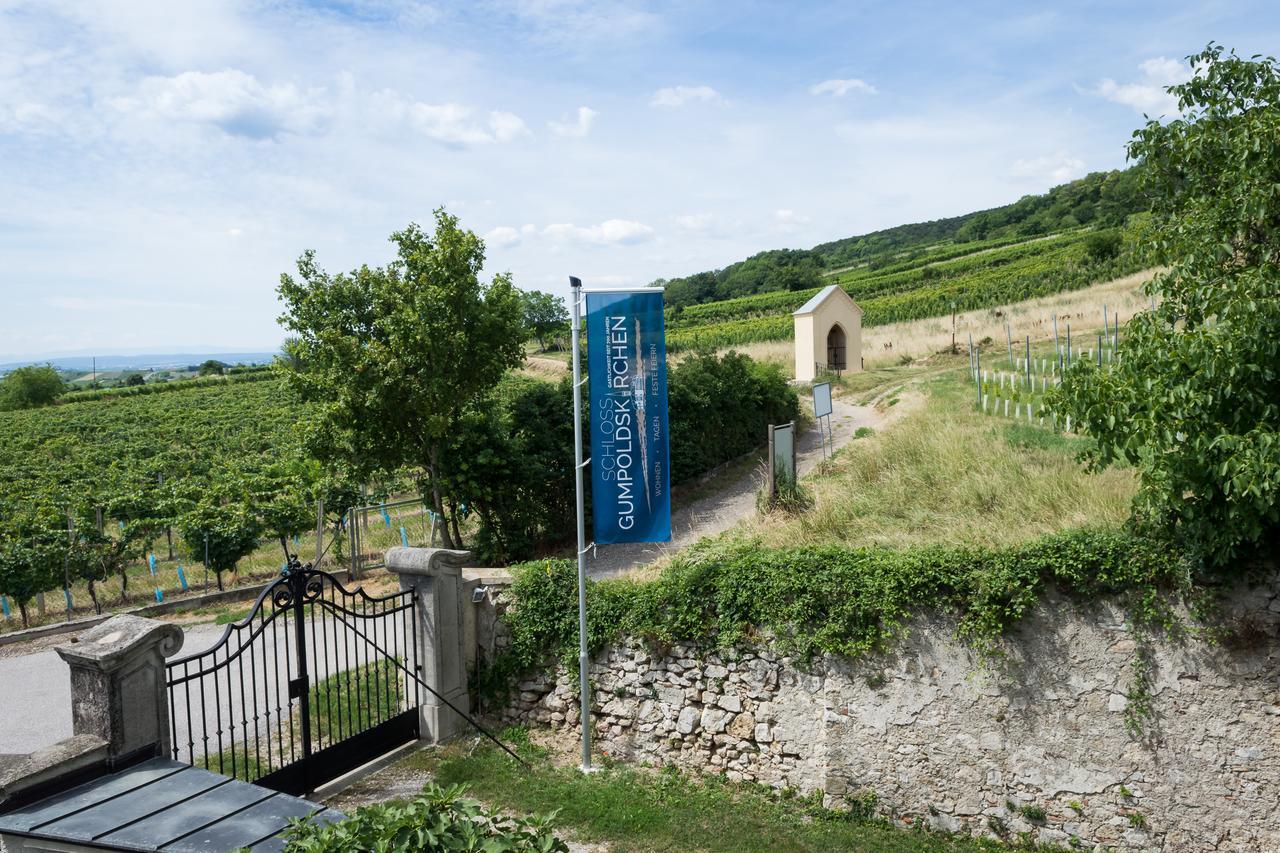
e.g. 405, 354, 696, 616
736, 374, 1136, 552
718, 269, 1160, 374
518, 356, 570, 381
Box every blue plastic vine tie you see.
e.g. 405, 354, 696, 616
177, 565, 189, 591
399, 526, 409, 548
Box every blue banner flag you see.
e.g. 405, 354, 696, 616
586, 290, 671, 544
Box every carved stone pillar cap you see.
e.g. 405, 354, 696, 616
385, 547, 473, 577
55, 614, 184, 671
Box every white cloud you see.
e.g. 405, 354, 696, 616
1096, 56, 1189, 116
549, 106, 597, 138
371, 96, 529, 147
650, 85, 722, 108
111, 70, 329, 139
542, 219, 654, 246
810, 78, 876, 97
485, 226, 522, 247
1011, 152, 1086, 185
490, 110, 531, 142
378, 96, 530, 146
773, 208, 810, 233
674, 213, 714, 233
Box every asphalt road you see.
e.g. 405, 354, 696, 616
0, 607, 415, 759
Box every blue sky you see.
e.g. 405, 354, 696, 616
1, 0, 1276, 360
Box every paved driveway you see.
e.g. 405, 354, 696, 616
0, 606, 413, 759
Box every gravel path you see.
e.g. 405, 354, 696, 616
587, 396, 884, 578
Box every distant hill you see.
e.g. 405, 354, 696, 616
0, 351, 279, 374
660, 168, 1144, 309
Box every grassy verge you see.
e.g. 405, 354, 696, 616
412, 733, 1014, 853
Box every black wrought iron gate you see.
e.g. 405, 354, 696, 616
165, 558, 421, 796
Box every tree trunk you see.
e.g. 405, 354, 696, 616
425, 449, 456, 550
17, 600, 28, 628
119, 566, 129, 603
87, 578, 101, 615
448, 499, 463, 549
216, 569, 225, 591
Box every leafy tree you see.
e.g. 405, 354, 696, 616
1084, 229, 1123, 262
0, 364, 65, 411
277, 210, 528, 549
1052, 45, 1280, 565
198, 359, 227, 376
177, 500, 261, 590
124, 372, 146, 387
0, 510, 64, 626
520, 290, 568, 351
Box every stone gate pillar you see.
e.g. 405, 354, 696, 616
385, 546, 472, 743
55, 614, 184, 763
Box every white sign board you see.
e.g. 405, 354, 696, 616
812, 382, 833, 419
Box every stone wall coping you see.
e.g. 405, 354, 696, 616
54, 614, 184, 671
385, 547, 473, 578
0, 735, 109, 803
462, 568, 513, 587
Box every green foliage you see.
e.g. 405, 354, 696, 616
660, 169, 1146, 313
283, 783, 567, 852
277, 210, 528, 550
176, 501, 261, 589
664, 249, 825, 309
198, 359, 227, 376
444, 376, 576, 565
57, 368, 275, 403
426, 732, 1020, 852
480, 529, 1189, 701
521, 290, 569, 351
0, 364, 66, 411
456, 352, 799, 564
667, 351, 800, 484
0, 509, 65, 626
1019, 805, 1046, 823
813, 168, 1143, 267
123, 372, 146, 387
666, 229, 1146, 352
1051, 46, 1280, 566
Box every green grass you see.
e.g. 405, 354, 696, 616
413, 733, 1010, 853
203, 657, 406, 783
309, 658, 404, 738
747, 357, 1136, 551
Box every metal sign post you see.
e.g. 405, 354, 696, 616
812, 382, 833, 458
568, 277, 672, 773
569, 275, 592, 773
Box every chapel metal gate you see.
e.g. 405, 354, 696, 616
165, 557, 421, 796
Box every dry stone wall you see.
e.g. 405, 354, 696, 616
497, 582, 1280, 851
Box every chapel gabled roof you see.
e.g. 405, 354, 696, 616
792, 284, 862, 317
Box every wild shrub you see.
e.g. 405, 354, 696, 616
283, 782, 567, 852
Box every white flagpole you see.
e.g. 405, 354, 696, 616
569, 275, 593, 772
